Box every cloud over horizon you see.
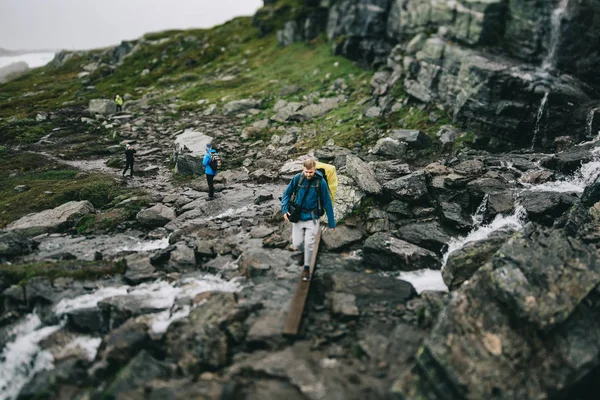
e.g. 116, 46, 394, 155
0, 0, 263, 51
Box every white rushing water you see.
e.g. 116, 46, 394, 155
442, 205, 528, 268
542, 0, 570, 71
0, 314, 62, 400
114, 237, 170, 252
402, 139, 600, 292
1, 274, 242, 399
530, 91, 549, 150
0, 53, 55, 69
397, 269, 449, 294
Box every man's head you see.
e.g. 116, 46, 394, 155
302, 159, 317, 180
206, 143, 213, 152
126, 144, 131, 149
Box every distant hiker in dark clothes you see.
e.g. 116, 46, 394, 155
202, 143, 219, 200
123, 144, 136, 177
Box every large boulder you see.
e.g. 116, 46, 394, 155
0, 61, 29, 83
363, 232, 440, 271
136, 204, 176, 228
394, 228, 600, 398
89, 99, 117, 115
6, 201, 94, 236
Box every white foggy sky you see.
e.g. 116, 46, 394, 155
0, 0, 264, 51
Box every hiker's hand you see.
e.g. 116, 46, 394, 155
283, 212, 290, 222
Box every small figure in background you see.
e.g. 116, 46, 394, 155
202, 143, 221, 200
123, 144, 136, 177
115, 94, 124, 113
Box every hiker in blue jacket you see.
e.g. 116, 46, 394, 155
281, 158, 335, 281
202, 143, 218, 200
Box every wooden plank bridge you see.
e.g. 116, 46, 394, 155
283, 228, 322, 336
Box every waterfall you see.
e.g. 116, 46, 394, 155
442, 205, 528, 268
472, 194, 490, 226
542, 0, 570, 71
531, 92, 549, 150
587, 108, 599, 138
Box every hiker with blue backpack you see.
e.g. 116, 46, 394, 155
203, 143, 221, 200
281, 158, 336, 281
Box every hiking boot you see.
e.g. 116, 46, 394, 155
302, 266, 310, 282
206, 196, 215, 201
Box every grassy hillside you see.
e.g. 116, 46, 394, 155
0, 14, 455, 228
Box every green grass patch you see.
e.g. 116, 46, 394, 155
0, 259, 127, 286
0, 152, 135, 227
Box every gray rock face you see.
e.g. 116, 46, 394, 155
89, 99, 117, 115
383, 171, 429, 204
519, 191, 579, 226
223, 99, 261, 115
390, 129, 430, 149
174, 153, 204, 175
395, 229, 600, 399
345, 154, 382, 194
165, 293, 239, 372
6, 201, 94, 236
0, 231, 38, 260
404, 37, 592, 151
363, 232, 440, 271
0, 61, 28, 83
443, 235, 509, 290
136, 204, 177, 228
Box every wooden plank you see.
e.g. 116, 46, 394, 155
283, 228, 322, 336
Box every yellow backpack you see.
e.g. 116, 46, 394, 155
315, 161, 337, 204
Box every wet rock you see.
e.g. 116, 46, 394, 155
91, 320, 151, 379
246, 309, 286, 345
249, 226, 276, 238
165, 293, 239, 372
383, 171, 429, 204
321, 225, 363, 251
239, 249, 288, 278
519, 191, 579, 226
390, 129, 430, 149
98, 293, 168, 329
394, 229, 600, 398
65, 307, 108, 334
18, 357, 87, 400
396, 221, 453, 254
370, 137, 408, 158
136, 204, 176, 228
443, 235, 509, 290
363, 232, 440, 271
89, 99, 117, 115
104, 350, 172, 397
439, 201, 472, 231
6, 201, 94, 237
0, 231, 38, 260
345, 155, 382, 194
330, 292, 359, 319
167, 242, 197, 272
372, 160, 411, 181
123, 254, 158, 285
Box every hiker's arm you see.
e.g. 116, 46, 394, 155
321, 180, 336, 228
281, 177, 296, 214
202, 153, 210, 167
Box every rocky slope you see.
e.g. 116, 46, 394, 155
1, 1, 600, 399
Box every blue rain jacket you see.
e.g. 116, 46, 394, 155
202, 149, 218, 175
281, 172, 336, 228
